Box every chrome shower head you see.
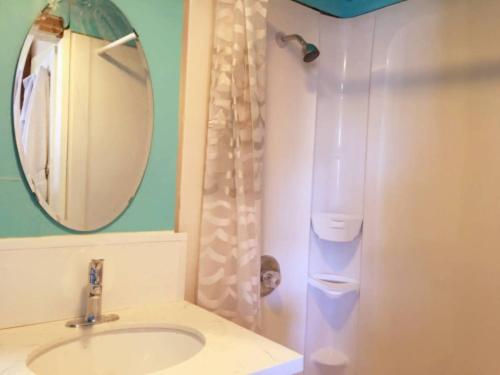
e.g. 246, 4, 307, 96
276, 32, 320, 63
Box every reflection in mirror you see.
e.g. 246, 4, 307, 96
13, 0, 153, 231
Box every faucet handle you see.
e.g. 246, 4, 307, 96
89, 259, 104, 286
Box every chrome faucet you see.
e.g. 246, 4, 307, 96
85, 259, 104, 323
66, 259, 119, 327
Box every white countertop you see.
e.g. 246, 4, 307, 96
0, 301, 303, 375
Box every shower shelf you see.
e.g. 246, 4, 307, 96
310, 346, 349, 368
312, 213, 363, 242
308, 274, 359, 298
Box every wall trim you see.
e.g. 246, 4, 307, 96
0, 230, 187, 251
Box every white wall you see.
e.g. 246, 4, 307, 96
261, 0, 319, 353
358, 0, 500, 373
263, 1, 500, 374
66, 32, 152, 230
0, 231, 186, 329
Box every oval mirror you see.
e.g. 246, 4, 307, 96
12, 0, 153, 231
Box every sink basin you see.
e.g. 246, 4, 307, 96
27, 324, 205, 375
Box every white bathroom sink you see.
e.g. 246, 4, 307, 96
27, 324, 205, 375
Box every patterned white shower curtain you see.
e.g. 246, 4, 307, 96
197, 0, 268, 330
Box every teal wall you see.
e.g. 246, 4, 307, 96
0, 0, 183, 237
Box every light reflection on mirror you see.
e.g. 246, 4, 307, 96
12, 0, 153, 231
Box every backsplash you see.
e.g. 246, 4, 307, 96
0, 231, 187, 329
0, 0, 183, 237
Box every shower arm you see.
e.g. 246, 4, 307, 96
278, 33, 307, 48
275, 31, 320, 63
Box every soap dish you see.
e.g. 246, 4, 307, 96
311, 346, 349, 368
312, 213, 363, 242
308, 274, 359, 298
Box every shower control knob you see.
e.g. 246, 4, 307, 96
262, 270, 281, 289
261, 255, 281, 297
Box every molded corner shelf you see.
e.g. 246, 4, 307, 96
311, 347, 349, 368
312, 213, 363, 242
308, 274, 359, 298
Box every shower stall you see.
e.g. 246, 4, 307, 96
180, 0, 500, 373
261, 0, 500, 374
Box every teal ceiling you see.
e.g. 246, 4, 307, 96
293, 0, 405, 18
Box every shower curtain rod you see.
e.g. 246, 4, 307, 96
96, 32, 138, 55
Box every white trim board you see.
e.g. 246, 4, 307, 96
0, 230, 187, 251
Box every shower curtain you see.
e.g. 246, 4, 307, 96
197, 0, 268, 330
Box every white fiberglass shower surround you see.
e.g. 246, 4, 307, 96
261, 0, 500, 374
